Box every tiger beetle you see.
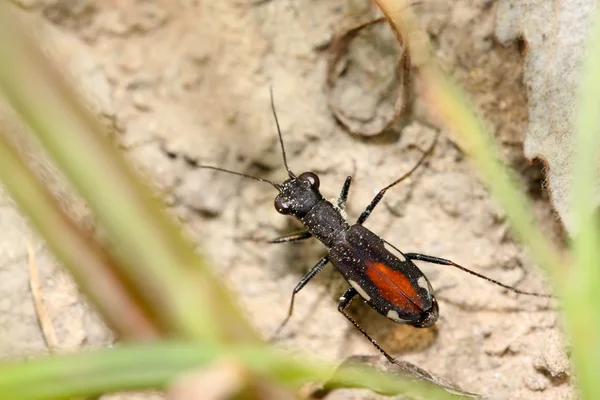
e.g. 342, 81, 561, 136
195, 89, 552, 366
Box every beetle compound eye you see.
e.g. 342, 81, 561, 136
274, 196, 291, 214
299, 172, 320, 189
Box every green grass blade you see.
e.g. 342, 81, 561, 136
372, 0, 563, 281
417, 65, 563, 280
0, 341, 466, 400
568, 8, 600, 399
0, 4, 258, 342
0, 131, 162, 338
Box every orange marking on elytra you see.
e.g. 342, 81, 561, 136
365, 261, 422, 312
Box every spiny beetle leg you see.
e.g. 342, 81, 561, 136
338, 287, 398, 365
337, 176, 352, 210
405, 253, 456, 265
269, 230, 312, 244
356, 191, 383, 225
404, 252, 553, 298
270, 256, 329, 340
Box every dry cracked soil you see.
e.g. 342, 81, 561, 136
0, 1, 574, 399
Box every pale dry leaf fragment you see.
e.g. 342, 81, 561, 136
495, 0, 599, 234
167, 362, 245, 400
28, 242, 58, 351
167, 361, 297, 400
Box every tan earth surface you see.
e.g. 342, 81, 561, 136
1, 1, 572, 399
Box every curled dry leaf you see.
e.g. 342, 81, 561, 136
495, 0, 600, 234
310, 355, 481, 400
326, 17, 412, 136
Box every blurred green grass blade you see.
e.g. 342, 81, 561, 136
568, 8, 600, 399
372, 0, 563, 281
0, 131, 161, 339
0, 4, 258, 342
417, 65, 563, 279
0, 342, 219, 400
0, 341, 465, 400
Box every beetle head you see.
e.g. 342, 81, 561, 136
274, 171, 322, 219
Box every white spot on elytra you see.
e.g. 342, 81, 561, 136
417, 276, 430, 294
387, 309, 408, 323
349, 280, 371, 301
382, 241, 406, 261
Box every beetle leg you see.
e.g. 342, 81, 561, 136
271, 256, 329, 340
337, 176, 353, 210
404, 253, 553, 298
338, 287, 398, 364
269, 230, 312, 244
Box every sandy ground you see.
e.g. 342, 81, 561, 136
1, 0, 573, 399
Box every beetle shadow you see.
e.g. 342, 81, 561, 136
340, 297, 439, 357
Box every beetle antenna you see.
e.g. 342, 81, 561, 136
270, 87, 296, 179
191, 163, 280, 191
